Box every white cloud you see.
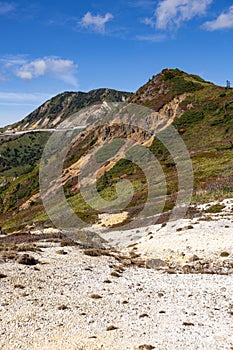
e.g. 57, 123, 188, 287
0, 91, 52, 105
0, 55, 27, 67
0, 1, 15, 14
136, 33, 167, 42
128, 1, 155, 9
202, 6, 233, 31
141, 17, 155, 27
144, 0, 213, 30
15, 57, 78, 87
79, 12, 113, 33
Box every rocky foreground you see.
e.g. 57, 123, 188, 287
0, 200, 233, 350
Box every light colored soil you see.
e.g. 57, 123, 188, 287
1, 198, 233, 350
94, 212, 129, 228
101, 199, 233, 263
0, 243, 232, 350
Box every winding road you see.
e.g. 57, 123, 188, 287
0, 126, 86, 137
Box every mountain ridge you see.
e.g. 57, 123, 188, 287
1, 67, 233, 232
2, 88, 132, 132
1, 68, 226, 132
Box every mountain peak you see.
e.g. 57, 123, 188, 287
5, 88, 132, 131
129, 68, 211, 111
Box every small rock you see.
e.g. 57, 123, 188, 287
56, 249, 68, 255
17, 254, 38, 265
138, 345, 155, 350
183, 321, 195, 326
90, 294, 102, 299
220, 251, 230, 258
139, 313, 149, 318
110, 271, 121, 277
83, 249, 101, 257
0, 273, 7, 279
121, 259, 132, 266
58, 305, 69, 310
106, 325, 118, 331
147, 231, 153, 236
14, 284, 25, 289
146, 259, 167, 269
228, 305, 233, 316
166, 268, 177, 274
182, 265, 193, 274
189, 254, 200, 262
157, 292, 164, 298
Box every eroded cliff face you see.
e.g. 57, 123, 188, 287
5, 89, 132, 132
155, 94, 187, 128
40, 89, 188, 196
56, 122, 154, 193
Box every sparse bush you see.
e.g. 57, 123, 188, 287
205, 204, 225, 213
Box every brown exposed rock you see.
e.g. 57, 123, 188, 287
220, 251, 230, 257
106, 325, 118, 331
137, 345, 155, 350
183, 322, 195, 326
90, 294, 102, 299
58, 305, 69, 310
189, 255, 200, 262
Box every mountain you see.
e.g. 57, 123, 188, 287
129, 68, 211, 109
2, 88, 132, 132
1, 68, 233, 233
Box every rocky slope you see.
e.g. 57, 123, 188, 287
1, 68, 233, 232
2, 88, 132, 131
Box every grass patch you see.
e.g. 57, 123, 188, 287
205, 203, 225, 213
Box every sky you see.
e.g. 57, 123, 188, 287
0, 0, 233, 127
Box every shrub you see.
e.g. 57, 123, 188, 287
172, 78, 203, 95
205, 204, 225, 213
174, 110, 204, 128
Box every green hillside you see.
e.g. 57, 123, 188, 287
1, 68, 233, 232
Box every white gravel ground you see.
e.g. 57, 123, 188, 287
102, 199, 233, 262
0, 199, 233, 349
0, 243, 233, 350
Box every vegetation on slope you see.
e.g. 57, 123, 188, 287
3, 89, 132, 131
1, 68, 233, 231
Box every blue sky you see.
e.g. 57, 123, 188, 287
0, 0, 233, 127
